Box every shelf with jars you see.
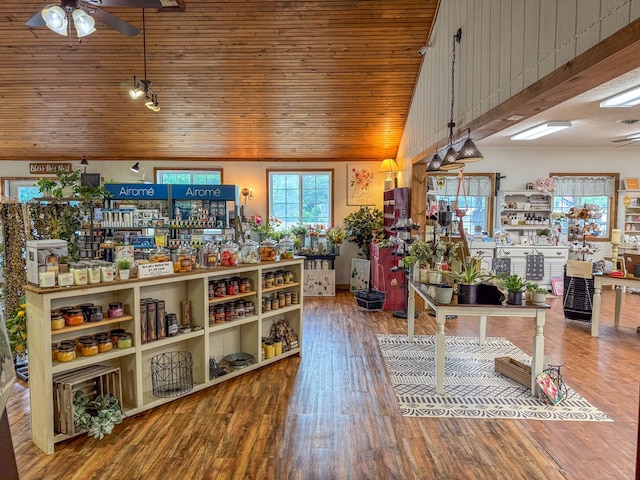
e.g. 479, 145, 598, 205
25, 256, 303, 455
497, 191, 552, 241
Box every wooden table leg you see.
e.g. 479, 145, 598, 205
614, 285, 622, 327
591, 282, 602, 337
435, 310, 446, 395
531, 310, 546, 395
478, 315, 487, 345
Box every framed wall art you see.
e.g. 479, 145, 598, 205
623, 177, 640, 191
347, 163, 377, 205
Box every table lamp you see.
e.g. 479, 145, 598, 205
378, 158, 400, 191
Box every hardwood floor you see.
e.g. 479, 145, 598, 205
6, 289, 640, 479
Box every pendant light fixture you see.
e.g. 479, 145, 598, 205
426, 149, 442, 172
129, 9, 160, 112
456, 128, 484, 163
439, 28, 463, 171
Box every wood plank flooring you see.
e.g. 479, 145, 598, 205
6, 289, 640, 479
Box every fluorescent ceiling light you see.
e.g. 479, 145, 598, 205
600, 86, 640, 107
511, 121, 572, 141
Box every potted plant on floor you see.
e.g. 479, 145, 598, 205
343, 206, 384, 259
499, 274, 528, 305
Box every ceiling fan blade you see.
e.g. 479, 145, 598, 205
25, 11, 46, 28
90, 8, 140, 36
83, 0, 162, 7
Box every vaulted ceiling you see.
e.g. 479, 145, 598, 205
0, 0, 439, 162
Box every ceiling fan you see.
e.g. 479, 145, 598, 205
612, 132, 640, 147
25, 0, 162, 37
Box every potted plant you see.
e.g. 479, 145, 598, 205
326, 225, 346, 254
500, 274, 528, 305
117, 258, 132, 280
343, 206, 384, 259
73, 390, 125, 439
289, 223, 308, 251
36, 177, 57, 198
526, 283, 548, 305
448, 257, 492, 304
53, 168, 81, 198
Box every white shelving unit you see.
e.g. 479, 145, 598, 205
25, 257, 304, 455
623, 191, 640, 246
497, 190, 552, 244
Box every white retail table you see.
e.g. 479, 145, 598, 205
407, 280, 549, 395
590, 274, 640, 337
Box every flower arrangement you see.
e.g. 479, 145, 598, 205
289, 223, 308, 236
551, 211, 567, 221
534, 177, 556, 193
307, 224, 325, 237
326, 225, 346, 245
247, 215, 265, 233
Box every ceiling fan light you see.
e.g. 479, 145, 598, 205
129, 87, 144, 99
42, 5, 68, 36
72, 9, 96, 38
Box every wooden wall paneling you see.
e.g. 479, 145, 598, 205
509, 1, 525, 97
498, 0, 513, 105
479, 1, 492, 116
555, 0, 578, 67
576, 0, 604, 56
471, 0, 484, 120
522, 0, 541, 89
631, 0, 640, 22
538, 0, 558, 77
488, 2, 502, 110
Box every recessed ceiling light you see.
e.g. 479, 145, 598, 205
506, 114, 525, 121
511, 121, 572, 141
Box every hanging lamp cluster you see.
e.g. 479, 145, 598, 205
427, 28, 483, 172
129, 9, 160, 112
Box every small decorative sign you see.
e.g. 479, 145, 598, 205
137, 262, 174, 279
29, 163, 72, 175
526, 254, 545, 280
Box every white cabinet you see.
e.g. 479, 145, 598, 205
25, 258, 304, 454
497, 191, 552, 244
622, 192, 640, 247
468, 239, 496, 272
496, 246, 568, 290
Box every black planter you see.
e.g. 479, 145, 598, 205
457, 284, 480, 304
507, 290, 523, 305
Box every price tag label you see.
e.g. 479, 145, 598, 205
137, 262, 174, 279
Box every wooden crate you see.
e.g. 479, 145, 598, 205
494, 357, 531, 387
53, 365, 122, 436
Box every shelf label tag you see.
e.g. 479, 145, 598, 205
137, 262, 174, 279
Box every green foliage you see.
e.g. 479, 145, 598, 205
499, 274, 528, 292
116, 258, 131, 270
36, 177, 57, 196
5, 297, 27, 355
73, 391, 125, 440
343, 207, 384, 259
448, 257, 491, 285
409, 241, 435, 267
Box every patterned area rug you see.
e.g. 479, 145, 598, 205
377, 334, 612, 421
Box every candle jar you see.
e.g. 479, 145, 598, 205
95, 333, 113, 353
52, 343, 59, 362
65, 308, 85, 326
57, 272, 74, 287
116, 332, 133, 349
100, 262, 114, 282
80, 337, 99, 357
51, 313, 66, 330
108, 302, 124, 318
87, 262, 102, 284
56, 343, 76, 362
71, 263, 88, 286
110, 329, 125, 344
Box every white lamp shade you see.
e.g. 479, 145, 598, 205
72, 9, 96, 38
42, 5, 68, 36
129, 88, 145, 99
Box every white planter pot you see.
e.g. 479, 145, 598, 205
119, 269, 130, 280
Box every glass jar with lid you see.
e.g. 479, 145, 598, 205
56, 343, 76, 363
65, 308, 84, 326
240, 240, 260, 264
79, 337, 99, 357
149, 246, 171, 263
219, 241, 239, 266
70, 262, 88, 286
173, 246, 194, 272
260, 239, 279, 262
279, 237, 295, 259
51, 312, 65, 330
199, 243, 219, 268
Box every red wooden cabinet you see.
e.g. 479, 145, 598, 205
370, 243, 405, 311
383, 187, 410, 238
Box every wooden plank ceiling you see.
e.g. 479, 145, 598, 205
0, 0, 438, 163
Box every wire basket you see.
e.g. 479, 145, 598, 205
150, 351, 193, 398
